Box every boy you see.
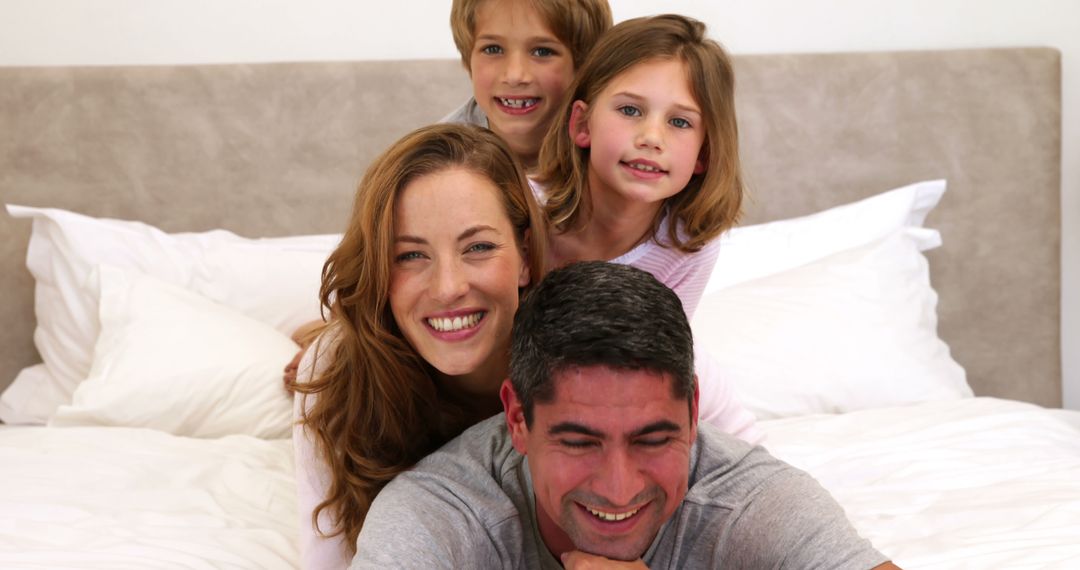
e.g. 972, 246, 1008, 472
444, 0, 612, 168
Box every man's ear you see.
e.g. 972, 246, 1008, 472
501, 379, 530, 454
569, 101, 591, 148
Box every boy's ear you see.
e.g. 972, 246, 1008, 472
569, 101, 591, 148
501, 380, 530, 454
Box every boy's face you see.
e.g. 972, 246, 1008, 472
470, 0, 574, 165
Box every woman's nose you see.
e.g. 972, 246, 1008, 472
430, 259, 469, 302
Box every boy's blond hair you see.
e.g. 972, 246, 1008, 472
536, 14, 744, 253
450, 0, 612, 72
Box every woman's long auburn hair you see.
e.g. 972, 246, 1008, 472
292, 123, 547, 551
535, 14, 744, 252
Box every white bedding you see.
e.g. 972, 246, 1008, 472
0, 426, 298, 569
763, 397, 1080, 569
3, 398, 1077, 569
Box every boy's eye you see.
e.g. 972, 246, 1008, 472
531, 46, 557, 57
617, 105, 642, 118
480, 44, 503, 55
670, 117, 692, 129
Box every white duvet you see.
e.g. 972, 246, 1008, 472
0, 426, 298, 569
2, 397, 1078, 569
763, 397, 1080, 569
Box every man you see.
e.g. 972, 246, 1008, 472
353, 261, 899, 569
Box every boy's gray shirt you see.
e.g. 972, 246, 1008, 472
351, 415, 887, 570
440, 97, 488, 128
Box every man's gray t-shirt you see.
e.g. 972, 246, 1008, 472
351, 415, 886, 569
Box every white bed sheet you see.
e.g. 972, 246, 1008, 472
762, 397, 1080, 569
0, 425, 298, 569
4, 398, 1078, 569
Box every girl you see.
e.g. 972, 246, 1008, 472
291, 123, 547, 567
535, 14, 759, 441
536, 14, 742, 319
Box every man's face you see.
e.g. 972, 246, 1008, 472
501, 366, 698, 561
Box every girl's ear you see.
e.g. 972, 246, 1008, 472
693, 143, 709, 175
569, 101, 591, 148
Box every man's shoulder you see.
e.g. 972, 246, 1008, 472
379, 415, 524, 520
684, 424, 803, 508
664, 426, 886, 569
353, 416, 529, 568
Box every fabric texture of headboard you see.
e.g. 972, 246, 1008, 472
0, 48, 1061, 406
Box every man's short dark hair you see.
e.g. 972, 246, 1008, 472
509, 261, 696, 425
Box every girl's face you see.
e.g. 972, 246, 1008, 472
571, 58, 707, 212
389, 167, 530, 396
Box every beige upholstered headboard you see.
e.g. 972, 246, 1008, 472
0, 48, 1061, 407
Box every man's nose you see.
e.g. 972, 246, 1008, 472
595, 448, 647, 507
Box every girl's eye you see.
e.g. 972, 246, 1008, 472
670, 117, 692, 129
480, 44, 503, 55
532, 46, 557, 57
395, 251, 425, 263
617, 105, 642, 118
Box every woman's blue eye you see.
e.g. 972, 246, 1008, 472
395, 251, 424, 262
670, 117, 691, 129
466, 243, 496, 254
617, 106, 642, 117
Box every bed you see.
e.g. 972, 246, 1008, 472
1, 48, 1075, 568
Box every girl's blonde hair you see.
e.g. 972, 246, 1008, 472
536, 14, 743, 252
292, 123, 547, 551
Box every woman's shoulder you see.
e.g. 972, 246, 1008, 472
296, 322, 344, 386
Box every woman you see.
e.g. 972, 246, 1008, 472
291, 123, 547, 567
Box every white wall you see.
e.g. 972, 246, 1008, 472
3, 0, 1077, 409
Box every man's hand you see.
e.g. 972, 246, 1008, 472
560, 551, 649, 569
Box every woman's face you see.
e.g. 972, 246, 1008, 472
389, 166, 530, 395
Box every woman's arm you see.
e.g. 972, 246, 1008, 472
293, 334, 353, 569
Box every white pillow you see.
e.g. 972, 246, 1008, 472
692, 228, 971, 420
49, 265, 297, 438
707, 179, 946, 293
2, 204, 338, 425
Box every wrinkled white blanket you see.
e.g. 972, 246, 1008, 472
763, 397, 1080, 569
0, 426, 298, 569
3, 397, 1078, 569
